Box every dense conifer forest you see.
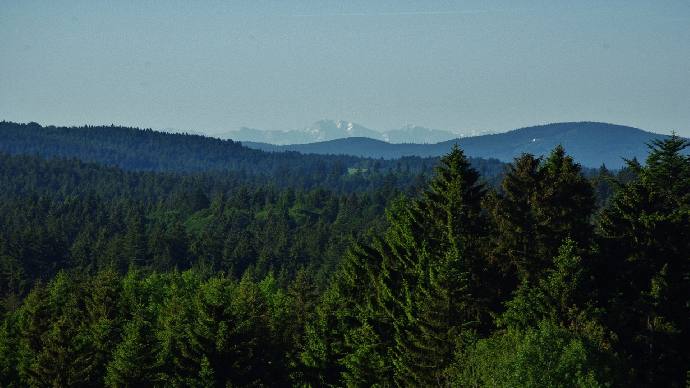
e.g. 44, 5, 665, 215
0, 121, 506, 189
0, 124, 688, 387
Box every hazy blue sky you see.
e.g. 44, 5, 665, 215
2, 0, 689, 136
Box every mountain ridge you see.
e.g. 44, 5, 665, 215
218, 120, 460, 145
242, 121, 681, 168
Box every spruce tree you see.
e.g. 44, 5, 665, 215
78, 269, 123, 386
598, 135, 690, 386
337, 146, 490, 386
16, 272, 93, 386
123, 209, 147, 268
0, 315, 20, 387
488, 153, 541, 284
392, 145, 489, 386
490, 146, 595, 286
535, 146, 595, 268
104, 317, 161, 387
499, 239, 607, 346
301, 241, 383, 386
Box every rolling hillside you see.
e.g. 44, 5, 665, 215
0, 121, 510, 189
243, 122, 679, 168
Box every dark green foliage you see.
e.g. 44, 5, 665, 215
591, 164, 617, 207
388, 146, 490, 386
0, 120, 483, 192
598, 135, 690, 386
0, 151, 402, 303
489, 147, 595, 286
0, 133, 688, 386
0, 315, 20, 387
300, 245, 379, 387
315, 146, 491, 386
1, 269, 315, 387
535, 146, 595, 264
487, 153, 542, 282
15, 272, 95, 386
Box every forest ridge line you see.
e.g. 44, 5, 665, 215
2, 120, 685, 169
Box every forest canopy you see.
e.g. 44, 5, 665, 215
0, 127, 688, 387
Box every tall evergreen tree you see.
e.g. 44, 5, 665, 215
301, 241, 382, 386
535, 146, 595, 267
78, 269, 124, 385
598, 135, 690, 386
16, 272, 94, 386
333, 146, 490, 386
486, 153, 541, 297
104, 317, 161, 387
490, 147, 595, 285
392, 145, 489, 386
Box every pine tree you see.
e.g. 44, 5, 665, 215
282, 268, 318, 380
15, 282, 51, 385
156, 271, 204, 386
0, 239, 26, 316
182, 274, 284, 386
453, 240, 619, 387
340, 321, 390, 387
592, 164, 616, 207
301, 285, 348, 386
69, 223, 97, 272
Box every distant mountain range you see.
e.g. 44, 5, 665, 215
218, 120, 466, 145
243, 122, 682, 169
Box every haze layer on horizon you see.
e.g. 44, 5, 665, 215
2, 0, 689, 136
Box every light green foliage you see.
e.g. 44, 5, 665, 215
455, 320, 609, 388
341, 321, 389, 387
500, 239, 599, 332
105, 318, 161, 387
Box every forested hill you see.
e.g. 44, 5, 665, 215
244, 122, 678, 168
0, 121, 350, 173
1, 136, 688, 386
0, 121, 507, 188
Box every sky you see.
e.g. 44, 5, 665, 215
2, 0, 690, 136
